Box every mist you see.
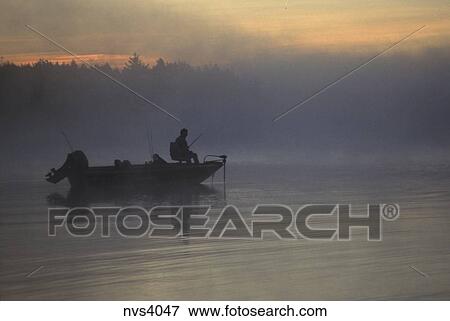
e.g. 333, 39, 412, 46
0, 42, 449, 180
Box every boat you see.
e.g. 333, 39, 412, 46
46, 150, 226, 189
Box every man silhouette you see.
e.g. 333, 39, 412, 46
173, 128, 199, 164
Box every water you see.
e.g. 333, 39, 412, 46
1, 163, 449, 299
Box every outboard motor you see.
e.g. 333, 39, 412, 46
46, 150, 89, 189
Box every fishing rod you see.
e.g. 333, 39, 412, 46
60, 131, 74, 152
189, 133, 203, 148
146, 125, 154, 156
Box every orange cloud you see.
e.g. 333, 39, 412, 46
1, 0, 449, 65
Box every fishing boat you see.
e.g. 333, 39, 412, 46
46, 150, 226, 189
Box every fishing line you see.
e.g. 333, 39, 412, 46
272, 25, 426, 122
26, 25, 181, 123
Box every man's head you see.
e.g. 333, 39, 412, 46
180, 128, 188, 138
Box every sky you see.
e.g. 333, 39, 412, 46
1, 0, 449, 66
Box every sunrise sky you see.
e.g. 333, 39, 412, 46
1, 0, 449, 67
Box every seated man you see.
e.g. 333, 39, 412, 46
171, 128, 199, 164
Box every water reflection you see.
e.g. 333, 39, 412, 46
46, 183, 226, 208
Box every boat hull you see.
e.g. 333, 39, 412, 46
82, 162, 224, 187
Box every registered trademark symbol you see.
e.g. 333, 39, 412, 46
382, 204, 400, 220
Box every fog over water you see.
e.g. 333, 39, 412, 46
0, 46, 449, 180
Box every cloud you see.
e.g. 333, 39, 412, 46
1, 0, 449, 65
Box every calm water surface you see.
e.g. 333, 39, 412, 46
1, 163, 449, 299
